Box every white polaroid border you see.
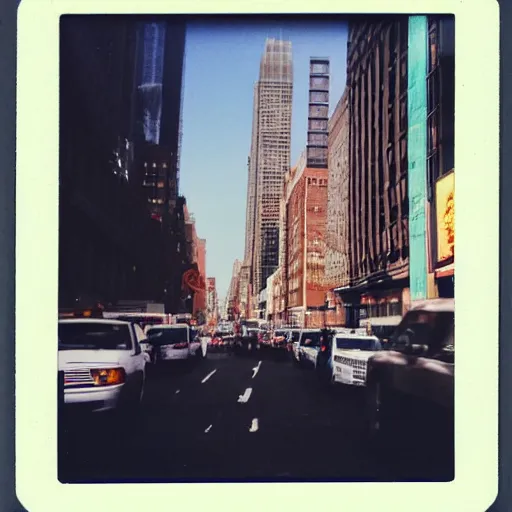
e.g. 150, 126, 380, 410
16, 0, 499, 510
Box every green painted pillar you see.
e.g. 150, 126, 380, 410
407, 16, 428, 301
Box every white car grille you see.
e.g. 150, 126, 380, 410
334, 355, 367, 382
64, 368, 95, 387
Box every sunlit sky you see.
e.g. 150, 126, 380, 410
179, 17, 348, 302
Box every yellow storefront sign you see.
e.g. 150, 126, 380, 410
436, 171, 455, 264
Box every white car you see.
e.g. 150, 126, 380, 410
146, 324, 206, 363
294, 329, 323, 367
58, 319, 148, 413
331, 333, 382, 387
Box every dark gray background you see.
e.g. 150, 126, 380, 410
0, 2, 508, 511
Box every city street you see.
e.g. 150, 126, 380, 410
59, 351, 453, 484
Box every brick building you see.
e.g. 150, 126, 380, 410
284, 152, 329, 328
206, 277, 219, 324
194, 238, 207, 315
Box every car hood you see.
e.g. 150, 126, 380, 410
333, 349, 380, 361
58, 349, 126, 369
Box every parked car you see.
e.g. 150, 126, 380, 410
146, 324, 205, 364
364, 298, 454, 467
329, 333, 382, 387
58, 319, 148, 415
294, 329, 323, 368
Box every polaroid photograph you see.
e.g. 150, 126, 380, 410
15, 0, 499, 510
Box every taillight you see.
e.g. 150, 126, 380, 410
173, 342, 188, 349
90, 367, 126, 386
321, 346, 327, 352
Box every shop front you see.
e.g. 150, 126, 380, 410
334, 277, 409, 329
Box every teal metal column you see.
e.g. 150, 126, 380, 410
407, 16, 428, 301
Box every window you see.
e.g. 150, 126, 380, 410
308, 133, 328, 146
390, 310, 454, 353
309, 104, 328, 118
309, 119, 328, 131
311, 62, 329, 74
310, 76, 329, 89
146, 327, 189, 346
58, 323, 132, 351
310, 91, 329, 103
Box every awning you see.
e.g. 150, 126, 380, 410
435, 262, 455, 279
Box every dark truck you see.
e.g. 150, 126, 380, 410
364, 298, 454, 479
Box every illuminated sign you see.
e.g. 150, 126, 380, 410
435, 171, 455, 264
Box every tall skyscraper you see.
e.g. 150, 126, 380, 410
244, 39, 293, 310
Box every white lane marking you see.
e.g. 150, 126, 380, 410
252, 361, 262, 379
249, 418, 259, 433
237, 388, 253, 403
175, 389, 180, 394
204, 424, 212, 433
201, 369, 217, 384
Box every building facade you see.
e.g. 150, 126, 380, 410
325, 89, 350, 290
206, 277, 219, 324
426, 16, 455, 299
237, 264, 251, 320
336, 18, 410, 328
284, 156, 329, 328
247, 39, 293, 312
226, 259, 243, 320
194, 238, 207, 317
59, 16, 167, 307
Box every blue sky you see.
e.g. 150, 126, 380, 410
179, 18, 348, 302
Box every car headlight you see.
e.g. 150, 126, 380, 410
90, 367, 126, 386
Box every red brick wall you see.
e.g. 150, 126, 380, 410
304, 169, 329, 307
194, 239, 207, 313
287, 177, 305, 308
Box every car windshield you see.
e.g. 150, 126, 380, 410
301, 332, 321, 346
147, 327, 188, 345
335, 337, 381, 351
274, 331, 286, 337
390, 310, 454, 349
58, 322, 132, 350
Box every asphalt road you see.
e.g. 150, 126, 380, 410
58, 349, 454, 483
